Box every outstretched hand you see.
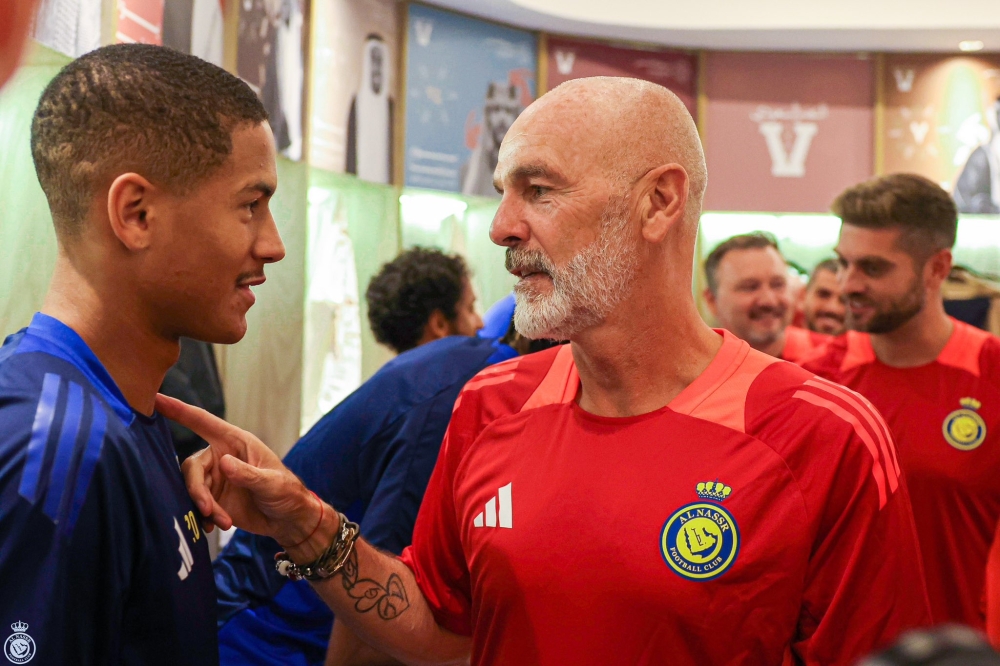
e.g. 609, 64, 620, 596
156, 394, 320, 548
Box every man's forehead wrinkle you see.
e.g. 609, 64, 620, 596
523, 77, 706, 197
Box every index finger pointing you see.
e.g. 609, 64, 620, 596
156, 394, 240, 445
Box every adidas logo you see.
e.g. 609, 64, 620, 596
174, 517, 194, 580
473, 482, 512, 529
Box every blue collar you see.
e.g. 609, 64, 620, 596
20, 313, 135, 426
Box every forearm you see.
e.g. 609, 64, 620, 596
285, 508, 470, 666
326, 617, 405, 666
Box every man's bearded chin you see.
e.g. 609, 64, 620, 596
508, 194, 639, 341
848, 280, 924, 334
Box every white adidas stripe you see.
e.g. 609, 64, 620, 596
474, 482, 512, 529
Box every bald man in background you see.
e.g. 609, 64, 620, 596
0, 0, 39, 88
165, 77, 930, 665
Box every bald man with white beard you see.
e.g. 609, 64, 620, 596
164, 78, 931, 666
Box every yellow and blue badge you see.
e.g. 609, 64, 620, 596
660, 481, 740, 581
943, 397, 987, 451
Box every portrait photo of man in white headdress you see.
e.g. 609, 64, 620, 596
955, 97, 1000, 214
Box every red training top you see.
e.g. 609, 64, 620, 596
782, 326, 831, 364
401, 331, 931, 665
804, 318, 1000, 628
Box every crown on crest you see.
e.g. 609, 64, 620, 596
10, 622, 27, 633
960, 397, 982, 411
696, 481, 732, 502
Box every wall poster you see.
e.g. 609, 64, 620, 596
309, 0, 401, 183
237, 0, 309, 161
33, 0, 102, 57
545, 36, 697, 117
112, 0, 223, 66
404, 4, 537, 198
703, 52, 875, 213
882, 55, 1000, 214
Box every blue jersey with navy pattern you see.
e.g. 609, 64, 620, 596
213, 335, 516, 666
0, 314, 217, 665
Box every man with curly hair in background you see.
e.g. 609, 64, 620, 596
364, 247, 483, 354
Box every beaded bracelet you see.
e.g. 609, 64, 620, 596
274, 512, 360, 582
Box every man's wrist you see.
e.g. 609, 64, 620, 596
282, 495, 341, 564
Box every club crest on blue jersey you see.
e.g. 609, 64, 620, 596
660, 481, 740, 581
943, 397, 987, 451
4, 622, 35, 664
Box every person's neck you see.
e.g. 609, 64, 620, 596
869, 297, 953, 369
572, 289, 723, 418
755, 329, 786, 359
40, 254, 179, 416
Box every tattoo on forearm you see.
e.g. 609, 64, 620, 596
337, 547, 410, 620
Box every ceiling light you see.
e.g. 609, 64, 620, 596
959, 40, 985, 52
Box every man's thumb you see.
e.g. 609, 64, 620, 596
219, 454, 265, 488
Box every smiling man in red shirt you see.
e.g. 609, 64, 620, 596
803, 173, 1000, 632
169, 77, 930, 666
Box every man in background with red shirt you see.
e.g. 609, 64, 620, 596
167, 77, 930, 666
704, 232, 829, 363
803, 173, 1000, 632
801, 259, 846, 336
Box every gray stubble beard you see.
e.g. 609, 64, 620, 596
509, 192, 639, 341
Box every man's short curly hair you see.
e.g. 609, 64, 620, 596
31, 43, 268, 238
365, 248, 470, 354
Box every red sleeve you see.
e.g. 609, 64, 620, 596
748, 367, 931, 664
986, 521, 1000, 647
793, 460, 930, 663
399, 404, 478, 636
400, 426, 472, 636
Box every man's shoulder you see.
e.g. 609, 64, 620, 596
745, 361, 900, 506
369, 336, 501, 397
0, 342, 137, 538
943, 320, 1000, 382
456, 345, 567, 412
799, 332, 868, 380
444, 345, 568, 442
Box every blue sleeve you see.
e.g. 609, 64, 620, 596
356, 391, 457, 554
0, 381, 131, 665
214, 395, 378, 625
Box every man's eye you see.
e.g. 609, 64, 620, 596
529, 185, 548, 198
246, 200, 259, 213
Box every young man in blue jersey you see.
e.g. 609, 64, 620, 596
214, 251, 553, 666
0, 44, 284, 665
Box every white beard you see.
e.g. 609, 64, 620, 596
511, 194, 639, 340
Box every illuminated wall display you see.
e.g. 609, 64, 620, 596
403, 4, 537, 198
544, 36, 697, 116
703, 52, 876, 213
881, 54, 1000, 214
309, 0, 401, 182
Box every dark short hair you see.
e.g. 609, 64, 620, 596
832, 173, 957, 261
808, 258, 840, 288
704, 232, 781, 295
31, 43, 268, 238
365, 248, 469, 354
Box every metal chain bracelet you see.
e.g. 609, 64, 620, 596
274, 511, 360, 581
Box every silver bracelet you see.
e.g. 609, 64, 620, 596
274, 512, 360, 581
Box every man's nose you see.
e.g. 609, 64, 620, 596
490, 195, 529, 248
257, 211, 286, 264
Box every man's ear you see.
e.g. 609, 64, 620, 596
925, 248, 953, 286
424, 309, 452, 342
107, 172, 156, 251
639, 164, 689, 244
703, 288, 718, 316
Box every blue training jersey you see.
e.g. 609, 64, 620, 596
0, 314, 216, 666
214, 335, 516, 666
